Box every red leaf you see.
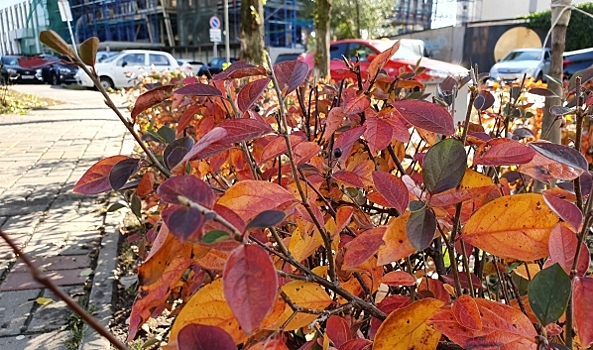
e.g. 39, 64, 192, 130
237, 78, 271, 112
131, 84, 174, 123
392, 100, 455, 136
473, 138, 535, 166
273, 60, 309, 96
429, 185, 499, 207
261, 134, 306, 163
342, 227, 385, 270
519, 153, 583, 183
324, 107, 347, 141
333, 170, 365, 188
369, 295, 411, 339
366, 40, 400, 82
343, 94, 371, 116
137, 172, 155, 198
73, 155, 130, 194
543, 193, 583, 231
218, 118, 275, 145
162, 205, 205, 241
326, 315, 352, 348
338, 339, 372, 350
372, 171, 409, 214
441, 273, 483, 290
451, 295, 482, 331
364, 118, 393, 154
573, 277, 593, 346
335, 206, 354, 236
334, 126, 366, 163
293, 141, 321, 164
177, 127, 228, 167
418, 278, 450, 304
177, 104, 201, 132
177, 324, 236, 350
381, 107, 410, 143
175, 83, 223, 96
548, 223, 589, 276
212, 61, 267, 80
157, 175, 215, 208
381, 271, 416, 286
223, 245, 278, 334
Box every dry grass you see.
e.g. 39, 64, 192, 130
0, 86, 62, 114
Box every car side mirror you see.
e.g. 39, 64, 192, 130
367, 54, 377, 62
121, 61, 128, 67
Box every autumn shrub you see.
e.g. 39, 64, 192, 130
38, 30, 593, 350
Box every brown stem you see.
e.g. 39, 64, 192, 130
0, 230, 129, 350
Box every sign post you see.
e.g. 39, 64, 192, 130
57, 0, 78, 55
209, 16, 221, 59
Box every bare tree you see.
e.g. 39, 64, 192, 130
240, 0, 265, 65
542, 0, 571, 143
314, 0, 332, 80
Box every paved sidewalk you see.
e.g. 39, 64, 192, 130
0, 86, 133, 349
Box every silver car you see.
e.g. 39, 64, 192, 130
489, 48, 551, 81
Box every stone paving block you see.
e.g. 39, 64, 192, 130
0, 234, 29, 259
12, 255, 91, 273
0, 269, 88, 291
0, 330, 69, 350
0, 289, 40, 336
0, 214, 41, 235
27, 290, 71, 333
60, 234, 101, 256
0, 201, 49, 216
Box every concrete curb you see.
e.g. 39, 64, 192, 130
78, 222, 121, 350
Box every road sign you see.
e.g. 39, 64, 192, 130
209, 29, 222, 43
209, 16, 221, 29
57, 0, 73, 22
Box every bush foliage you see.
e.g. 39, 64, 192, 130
40, 30, 593, 350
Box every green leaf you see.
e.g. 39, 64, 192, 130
79, 37, 99, 66
406, 204, 436, 251
422, 138, 466, 194
528, 263, 571, 325
107, 202, 126, 212
131, 194, 142, 217
39, 30, 72, 57
158, 126, 176, 144
202, 230, 231, 244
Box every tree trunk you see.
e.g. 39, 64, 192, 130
240, 0, 265, 66
542, 0, 571, 144
314, 0, 332, 81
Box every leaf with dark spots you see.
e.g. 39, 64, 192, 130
131, 85, 174, 122
422, 138, 466, 194
529, 141, 588, 172
108, 158, 141, 191
177, 324, 236, 350
273, 60, 309, 96
175, 83, 223, 97
163, 137, 195, 170
162, 205, 205, 241
474, 138, 535, 166
528, 87, 558, 97
237, 78, 271, 112
245, 210, 286, 230
212, 61, 266, 81
223, 245, 278, 334
406, 205, 437, 251
157, 175, 214, 208
393, 100, 455, 135
74, 155, 130, 194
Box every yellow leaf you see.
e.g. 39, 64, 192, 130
463, 194, 560, 261
35, 297, 54, 306
269, 281, 332, 331
459, 168, 493, 188
374, 298, 444, 350
377, 212, 416, 265
289, 227, 321, 262
168, 279, 247, 345
513, 263, 541, 280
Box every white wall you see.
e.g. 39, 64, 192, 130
475, 0, 592, 22
0, 0, 47, 55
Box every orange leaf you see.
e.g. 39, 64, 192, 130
269, 281, 332, 331
73, 155, 129, 194
380, 271, 416, 287
377, 212, 416, 265
245, 339, 290, 350
137, 172, 155, 198
462, 194, 560, 261
573, 277, 593, 346
217, 180, 298, 222
428, 298, 537, 350
342, 227, 385, 270
373, 298, 444, 350
451, 295, 482, 331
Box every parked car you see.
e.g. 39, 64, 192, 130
0, 56, 43, 84
75, 50, 179, 89
96, 51, 119, 63
563, 47, 593, 79
197, 57, 238, 77
37, 54, 79, 85
489, 48, 551, 81
177, 59, 204, 75
274, 53, 301, 65
298, 39, 468, 83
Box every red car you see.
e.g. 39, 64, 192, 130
299, 39, 468, 82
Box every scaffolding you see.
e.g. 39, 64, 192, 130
264, 0, 298, 48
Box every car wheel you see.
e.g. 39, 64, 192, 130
51, 73, 60, 86
99, 76, 114, 90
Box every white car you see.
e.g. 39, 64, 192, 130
177, 59, 204, 75
75, 49, 179, 89
489, 48, 551, 81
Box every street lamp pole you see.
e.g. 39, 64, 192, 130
224, 0, 230, 64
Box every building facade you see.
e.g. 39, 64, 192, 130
0, 0, 47, 56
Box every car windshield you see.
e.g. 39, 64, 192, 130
502, 50, 543, 61
371, 41, 422, 60
2, 57, 18, 66
102, 54, 121, 63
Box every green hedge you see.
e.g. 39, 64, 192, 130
523, 2, 593, 51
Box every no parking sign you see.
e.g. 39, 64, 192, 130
209, 16, 221, 29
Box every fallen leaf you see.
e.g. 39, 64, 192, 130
35, 297, 54, 306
